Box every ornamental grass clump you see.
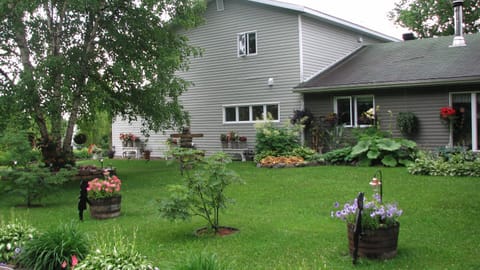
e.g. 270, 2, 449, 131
17, 222, 89, 270
332, 193, 403, 230
86, 171, 121, 200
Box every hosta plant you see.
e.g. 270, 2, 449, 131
76, 232, 157, 270
350, 137, 417, 167
0, 220, 37, 265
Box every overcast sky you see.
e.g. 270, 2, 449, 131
276, 0, 410, 39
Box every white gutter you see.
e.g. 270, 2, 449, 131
294, 77, 480, 94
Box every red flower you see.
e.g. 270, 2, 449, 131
440, 106, 456, 119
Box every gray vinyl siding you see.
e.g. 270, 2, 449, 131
303, 87, 457, 150
173, 0, 303, 155
300, 16, 384, 82
111, 0, 396, 158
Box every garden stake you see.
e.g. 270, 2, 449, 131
78, 180, 89, 221
352, 192, 364, 265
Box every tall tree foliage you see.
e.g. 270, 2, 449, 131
0, 0, 205, 168
389, 0, 480, 38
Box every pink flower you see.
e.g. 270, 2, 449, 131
71, 254, 78, 266
61, 260, 67, 268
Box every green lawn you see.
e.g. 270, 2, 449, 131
1, 159, 479, 269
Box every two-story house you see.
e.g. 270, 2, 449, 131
112, 0, 397, 158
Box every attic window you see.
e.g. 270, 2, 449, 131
238, 32, 257, 57
216, 0, 224, 11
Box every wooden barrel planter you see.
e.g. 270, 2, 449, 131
89, 195, 122, 219
347, 223, 400, 259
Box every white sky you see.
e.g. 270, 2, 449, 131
276, 0, 410, 39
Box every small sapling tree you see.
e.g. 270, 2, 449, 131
159, 152, 243, 234
0, 129, 76, 207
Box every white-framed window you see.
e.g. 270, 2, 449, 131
238, 31, 257, 57
223, 103, 279, 123
334, 95, 375, 127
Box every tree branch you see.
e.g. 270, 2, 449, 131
0, 68, 14, 86
63, 0, 106, 152
9, 4, 49, 139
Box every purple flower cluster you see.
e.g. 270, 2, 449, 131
331, 193, 403, 229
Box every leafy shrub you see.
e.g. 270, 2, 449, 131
254, 120, 303, 159
351, 126, 390, 141
0, 165, 76, 207
0, 129, 76, 207
160, 152, 244, 233
350, 137, 417, 167
290, 146, 316, 161
74, 148, 91, 160
0, 220, 37, 265
0, 129, 41, 167
321, 147, 353, 165
17, 222, 89, 270
407, 150, 480, 176
290, 109, 314, 128
253, 150, 276, 163
397, 112, 419, 136
76, 233, 156, 270
322, 124, 348, 151
175, 252, 228, 270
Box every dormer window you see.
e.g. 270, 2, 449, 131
238, 31, 257, 57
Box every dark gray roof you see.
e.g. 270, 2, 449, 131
295, 33, 480, 93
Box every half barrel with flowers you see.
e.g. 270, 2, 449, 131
331, 171, 403, 260
87, 170, 122, 219
332, 194, 403, 230
87, 171, 121, 200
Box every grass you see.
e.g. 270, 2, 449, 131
1, 159, 480, 269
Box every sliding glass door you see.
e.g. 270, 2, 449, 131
451, 92, 479, 151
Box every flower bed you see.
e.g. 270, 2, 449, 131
257, 156, 309, 168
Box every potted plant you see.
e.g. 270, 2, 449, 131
239, 136, 247, 148
86, 170, 122, 219
220, 134, 228, 148
143, 149, 152, 160
119, 133, 137, 147
228, 131, 239, 148
331, 172, 402, 260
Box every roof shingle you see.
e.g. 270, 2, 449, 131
296, 33, 480, 92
